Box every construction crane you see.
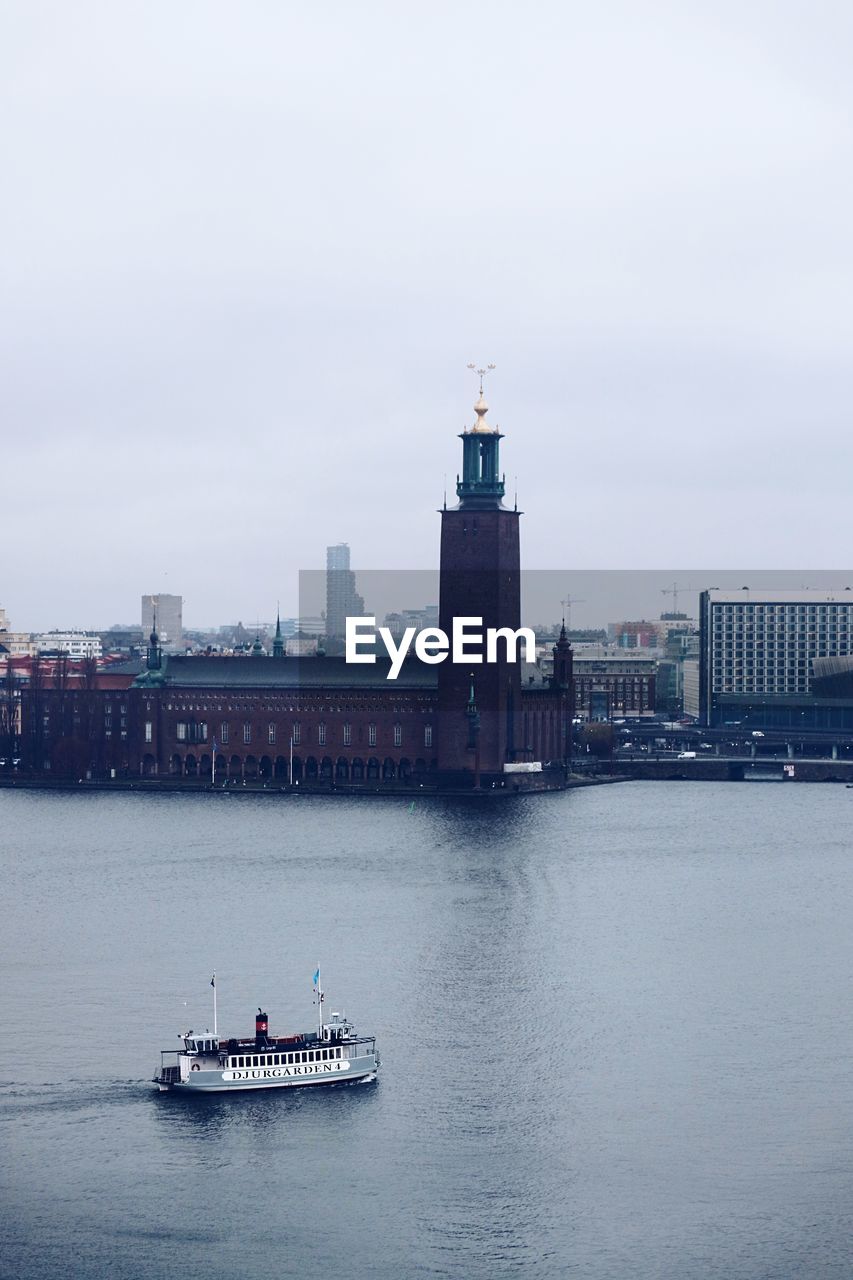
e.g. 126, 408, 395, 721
560, 595, 586, 631
661, 582, 687, 616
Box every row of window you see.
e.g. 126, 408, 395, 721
174, 721, 433, 748
165, 698, 432, 713
228, 1046, 346, 1068
711, 605, 853, 615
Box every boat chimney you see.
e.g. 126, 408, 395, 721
255, 1008, 268, 1048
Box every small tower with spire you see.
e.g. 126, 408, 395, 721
552, 618, 573, 691
551, 618, 574, 769
146, 612, 162, 672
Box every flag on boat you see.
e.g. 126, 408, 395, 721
312, 967, 320, 986
212, 739, 218, 753
210, 973, 216, 988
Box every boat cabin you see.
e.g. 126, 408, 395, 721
183, 1034, 218, 1055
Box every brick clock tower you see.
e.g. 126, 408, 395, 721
437, 375, 523, 782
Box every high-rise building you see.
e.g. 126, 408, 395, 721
324, 545, 364, 653
141, 594, 183, 651
699, 588, 853, 725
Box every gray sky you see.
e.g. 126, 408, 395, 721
4, 2, 853, 631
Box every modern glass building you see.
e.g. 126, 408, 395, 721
699, 589, 853, 726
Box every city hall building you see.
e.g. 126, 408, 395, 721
20, 390, 573, 790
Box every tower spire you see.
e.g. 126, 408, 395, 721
273, 605, 284, 658
146, 604, 161, 671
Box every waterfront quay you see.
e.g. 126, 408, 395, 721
610, 756, 853, 782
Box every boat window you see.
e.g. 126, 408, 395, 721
300, 1052, 306, 1063
252, 1055, 259, 1067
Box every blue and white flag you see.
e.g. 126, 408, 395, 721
312, 967, 320, 986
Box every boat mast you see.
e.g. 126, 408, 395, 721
211, 972, 217, 1038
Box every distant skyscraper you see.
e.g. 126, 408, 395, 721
324, 544, 364, 653
142, 594, 183, 651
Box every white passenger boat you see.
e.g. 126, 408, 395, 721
153, 970, 379, 1093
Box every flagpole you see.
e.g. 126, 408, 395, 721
211, 972, 217, 1038
289, 735, 293, 787
314, 966, 323, 1037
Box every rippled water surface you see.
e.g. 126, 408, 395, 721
3, 782, 853, 1279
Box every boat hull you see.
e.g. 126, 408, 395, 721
155, 1048, 379, 1092
158, 1069, 377, 1093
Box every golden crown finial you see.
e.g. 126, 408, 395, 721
466, 362, 497, 433
467, 362, 496, 395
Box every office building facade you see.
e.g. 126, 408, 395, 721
699, 589, 853, 725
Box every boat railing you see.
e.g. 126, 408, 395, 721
158, 1037, 375, 1063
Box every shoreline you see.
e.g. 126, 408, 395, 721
0, 773, 626, 799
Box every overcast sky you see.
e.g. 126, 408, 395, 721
4, 1, 853, 631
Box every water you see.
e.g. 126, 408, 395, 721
2, 782, 853, 1279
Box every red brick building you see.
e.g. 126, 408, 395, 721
17, 392, 573, 789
